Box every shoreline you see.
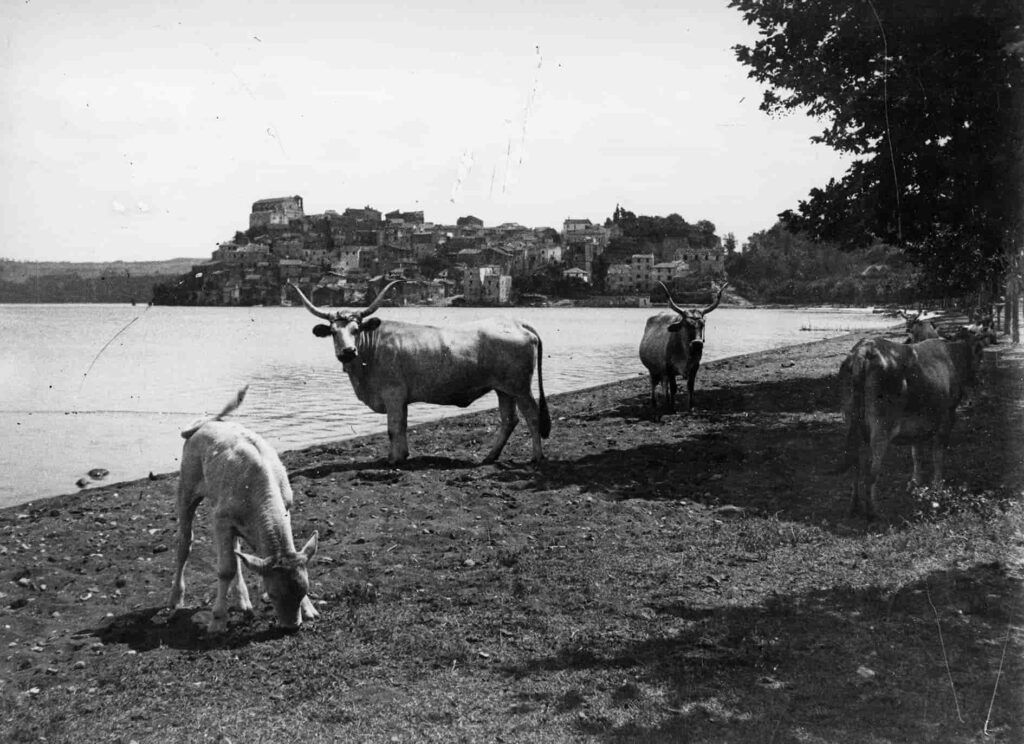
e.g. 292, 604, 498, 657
7, 326, 898, 513
1, 304, 902, 512
3, 327, 1021, 742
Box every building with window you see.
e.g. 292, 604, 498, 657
249, 196, 304, 229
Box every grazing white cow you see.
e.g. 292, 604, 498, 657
169, 386, 319, 632
291, 280, 550, 465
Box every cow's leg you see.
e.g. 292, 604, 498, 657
169, 463, 202, 609
932, 428, 951, 485
386, 403, 410, 464
665, 376, 676, 414
649, 374, 659, 409
300, 595, 320, 621
685, 368, 698, 412
209, 523, 238, 633
910, 444, 926, 486
851, 444, 869, 516
231, 537, 253, 614
484, 391, 518, 463
514, 391, 544, 462
932, 444, 945, 485
863, 432, 889, 520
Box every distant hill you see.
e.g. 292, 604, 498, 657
0, 258, 204, 303
0, 258, 201, 282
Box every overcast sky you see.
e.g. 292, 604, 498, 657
1, 0, 849, 262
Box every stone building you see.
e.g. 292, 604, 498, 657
562, 218, 610, 249
385, 209, 424, 225
652, 260, 691, 287
465, 266, 512, 304
249, 196, 304, 229
631, 253, 656, 292
605, 263, 633, 293
456, 215, 484, 229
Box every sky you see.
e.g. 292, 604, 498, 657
0, 0, 850, 262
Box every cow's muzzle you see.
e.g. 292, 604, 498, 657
338, 349, 357, 363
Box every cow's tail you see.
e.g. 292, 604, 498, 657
524, 323, 551, 438
832, 344, 871, 474
180, 385, 249, 440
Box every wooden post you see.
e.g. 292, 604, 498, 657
1008, 256, 1021, 344
1013, 276, 1020, 344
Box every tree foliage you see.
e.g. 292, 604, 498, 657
726, 223, 920, 304
730, 0, 1024, 292
605, 206, 720, 251
512, 264, 593, 299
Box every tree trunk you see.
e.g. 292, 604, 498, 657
1013, 286, 1020, 343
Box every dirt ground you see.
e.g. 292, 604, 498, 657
2, 325, 1023, 743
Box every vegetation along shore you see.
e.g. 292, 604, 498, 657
2, 326, 1022, 742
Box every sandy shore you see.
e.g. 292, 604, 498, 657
2, 328, 1022, 742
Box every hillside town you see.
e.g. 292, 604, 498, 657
152, 196, 727, 306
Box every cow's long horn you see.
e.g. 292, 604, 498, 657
702, 281, 728, 315
359, 280, 404, 318
289, 281, 337, 321
659, 281, 686, 316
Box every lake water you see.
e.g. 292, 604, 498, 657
0, 304, 898, 508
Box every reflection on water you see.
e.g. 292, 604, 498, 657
0, 304, 899, 507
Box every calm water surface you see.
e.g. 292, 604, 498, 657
0, 304, 898, 507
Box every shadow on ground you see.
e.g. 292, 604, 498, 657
89, 606, 297, 652
495, 382, 996, 532
287, 455, 479, 481
501, 562, 1024, 743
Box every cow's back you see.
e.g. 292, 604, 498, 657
183, 421, 291, 515
840, 338, 911, 428
851, 337, 969, 443
355, 317, 539, 407
905, 338, 975, 411
639, 313, 678, 376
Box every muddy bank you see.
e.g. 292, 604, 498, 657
2, 329, 1022, 743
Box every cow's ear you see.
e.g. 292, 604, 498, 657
299, 531, 319, 563
667, 321, 684, 333
235, 550, 272, 576
312, 324, 333, 338
362, 317, 382, 332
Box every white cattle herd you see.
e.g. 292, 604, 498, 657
168, 281, 998, 631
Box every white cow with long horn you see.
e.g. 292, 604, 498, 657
290, 280, 550, 465
639, 281, 728, 416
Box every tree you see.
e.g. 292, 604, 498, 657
417, 254, 447, 280
538, 227, 561, 244
730, 0, 1024, 297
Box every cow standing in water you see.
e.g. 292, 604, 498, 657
639, 281, 727, 417
291, 280, 550, 465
